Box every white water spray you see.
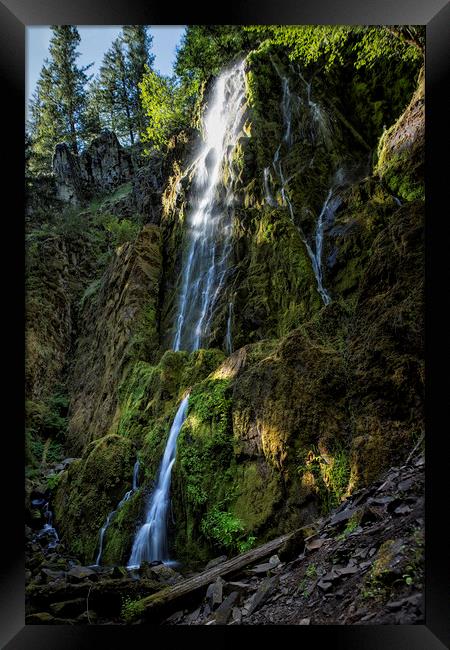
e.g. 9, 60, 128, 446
128, 397, 189, 567
173, 61, 247, 352
33, 499, 59, 551
225, 301, 234, 354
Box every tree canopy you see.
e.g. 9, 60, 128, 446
27, 24, 424, 172
27, 25, 154, 173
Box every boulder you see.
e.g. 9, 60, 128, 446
50, 598, 87, 617
246, 575, 279, 616
79, 130, 133, 194
53, 143, 84, 204
67, 566, 97, 583
206, 577, 225, 610
77, 610, 98, 623
139, 562, 183, 585
214, 591, 240, 625
40, 568, 66, 582
25, 612, 56, 624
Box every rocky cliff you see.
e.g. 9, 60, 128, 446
25, 41, 424, 624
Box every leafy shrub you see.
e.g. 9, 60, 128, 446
104, 217, 140, 247
120, 596, 145, 623
297, 444, 350, 514
46, 473, 61, 491
200, 504, 256, 554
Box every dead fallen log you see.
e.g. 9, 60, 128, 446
26, 576, 163, 618
134, 530, 298, 622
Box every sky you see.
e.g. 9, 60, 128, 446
26, 25, 186, 111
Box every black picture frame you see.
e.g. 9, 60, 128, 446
1, 0, 448, 647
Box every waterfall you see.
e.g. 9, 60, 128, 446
128, 61, 247, 569
94, 459, 140, 566
128, 397, 189, 567
263, 167, 277, 206
268, 64, 340, 306
33, 498, 59, 551
306, 188, 342, 306
173, 60, 247, 352
225, 301, 234, 354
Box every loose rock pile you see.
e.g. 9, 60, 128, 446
162, 454, 424, 625
25, 453, 424, 625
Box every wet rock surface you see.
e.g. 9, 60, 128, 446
25, 437, 424, 625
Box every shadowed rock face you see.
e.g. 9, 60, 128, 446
67, 224, 162, 454
53, 130, 134, 205
52, 143, 84, 205
79, 131, 133, 194
26, 235, 72, 403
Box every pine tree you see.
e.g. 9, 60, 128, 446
47, 25, 92, 155
28, 26, 92, 172
97, 28, 154, 144
122, 25, 155, 136
98, 46, 119, 134
98, 39, 133, 142
112, 38, 135, 144
83, 80, 103, 143
27, 62, 64, 173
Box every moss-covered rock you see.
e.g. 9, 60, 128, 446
54, 435, 135, 563
25, 234, 72, 405
67, 224, 162, 454
375, 66, 424, 202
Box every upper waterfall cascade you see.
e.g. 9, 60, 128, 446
173, 60, 247, 352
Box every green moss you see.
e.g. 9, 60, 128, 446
231, 462, 283, 532
375, 67, 424, 203
296, 444, 351, 515
54, 435, 135, 563
378, 150, 424, 202
174, 377, 234, 518
101, 491, 144, 565
188, 378, 232, 436
89, 182, 133, 215
200, 505, 255, 553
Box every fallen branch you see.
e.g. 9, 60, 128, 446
135, 530, 299, 622
405, 433, 425, 466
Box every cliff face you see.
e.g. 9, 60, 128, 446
53, 131, 134, 205
26, 46, 424, 571
67, 224, 162, 455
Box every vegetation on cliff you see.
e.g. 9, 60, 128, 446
25, 25, 424, 625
